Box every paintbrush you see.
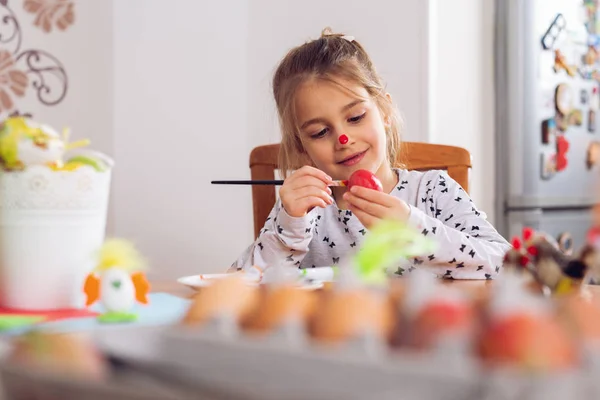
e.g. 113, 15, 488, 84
211, 179, 348, 187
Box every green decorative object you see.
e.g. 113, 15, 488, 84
64, 155, 107, 172
97, 311, 138, 324
0, 315, 44, 331
353, 219, 437, 284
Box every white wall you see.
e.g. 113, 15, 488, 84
428, 0, 496, 222
112, 0, 250, 280
7, 0, 495, 280
247, 0, 430, 147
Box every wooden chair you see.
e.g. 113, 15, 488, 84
249, 142, 472, 239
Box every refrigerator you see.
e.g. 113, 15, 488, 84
494, 0, 600, 254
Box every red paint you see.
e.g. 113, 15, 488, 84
339, 134, 349, 144
347, 169, 383, 191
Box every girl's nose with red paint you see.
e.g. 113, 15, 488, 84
339, 134, 349, 145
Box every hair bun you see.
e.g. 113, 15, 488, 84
321, 27, 334, 37
320, 27, 355, 43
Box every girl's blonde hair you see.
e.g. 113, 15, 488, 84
273, 27, 405, 178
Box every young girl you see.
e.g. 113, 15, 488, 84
231, 28, 511, 279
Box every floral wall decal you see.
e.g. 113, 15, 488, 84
23, 0, 74, 33
0, 50, 28, 112
0, 0, 69, 116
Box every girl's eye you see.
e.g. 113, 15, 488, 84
348, 113, 366, 123
311, 128, 328, 139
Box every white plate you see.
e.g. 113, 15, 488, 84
177, 273, 251, 288
176, 274, 323, 291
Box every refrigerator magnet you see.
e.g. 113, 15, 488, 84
591, 88, 599, 132
585, 45, 599, 65
542, 119, 557, 144
540, 152, 556, 180
580, 65, 596, 80
557, 232, 574, 256
584, 1, 599, 34
587, 141, 600, 169
556, 135, 570, 172
568, 109, 584, 126
541, 14, 566, 50
591, 87, 599, 111
556, 109, 582, 132
552, 50, 577, 77
555, 83, 574, 115
581, 89, 589, 104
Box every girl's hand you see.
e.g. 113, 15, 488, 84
343, 185, 410, 229
280, 166, 334, 217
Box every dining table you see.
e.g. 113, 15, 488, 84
1, 276, 599, 400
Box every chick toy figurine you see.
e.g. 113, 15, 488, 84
527, 237, 591, 296
83, 239, 150, 323
0, 116, 89, 170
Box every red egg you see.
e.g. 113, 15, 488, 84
347, 169, 383, 192
410, 301, 475, 349
477, 313, 578, 371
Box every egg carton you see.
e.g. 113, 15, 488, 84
82, 316, 479, 400
9, 318, 592, 400
89, 315, 600, 400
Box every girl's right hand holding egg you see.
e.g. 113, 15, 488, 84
280, 166, 334, 217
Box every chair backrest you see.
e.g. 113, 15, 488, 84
249, 142, 472, 239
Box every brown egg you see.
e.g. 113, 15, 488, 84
310, 288, 396, 343
9, 331, 108, 380
182, 275, 259, 326
388, 278, 407, 306
243, 285, 318, 333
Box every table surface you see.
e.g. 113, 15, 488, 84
153, 277, 600, 300
151, 280, 197, 299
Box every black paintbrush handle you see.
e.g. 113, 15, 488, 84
211, 179, 347, 187
211, 180, 285, 185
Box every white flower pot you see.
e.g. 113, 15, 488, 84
0, 159, 112, 310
